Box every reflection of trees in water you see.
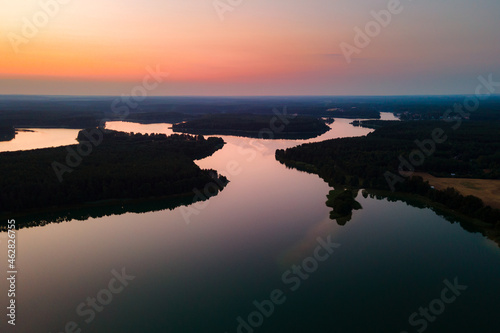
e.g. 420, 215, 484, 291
324, 187, 500, 247
0, 191, 220, 232
326, 189, 362, 226
361, 189, 500, 247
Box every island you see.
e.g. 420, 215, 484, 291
276, 120, 500, 243
326, 108, 380, 119
172, 113, 330, 139
350, 120, 399, 129
0, 129, 227, 225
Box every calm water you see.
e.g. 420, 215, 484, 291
1, 114, 499, 333
0, 128, 79, 152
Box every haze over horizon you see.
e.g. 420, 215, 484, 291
1, 0, 499, 96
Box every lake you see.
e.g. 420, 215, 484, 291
1, 113, 498, 333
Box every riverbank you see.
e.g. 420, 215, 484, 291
362, 188, 500, 246
172, 113, 330, 139
0, 189, 216, 230
275, 120, 500, 245
0, 129, 227, 224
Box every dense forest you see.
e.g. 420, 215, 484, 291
124, 111, 195, 124
351, 120, 399, 129
172, 113, 330, 139
325, 108, 380, 119
0, 110, 101, 128
0, 126, 15, 141
2, 95, 499, 129
0, 129, 227, 221
325, 189, 362, 225
276, 120, 500, 225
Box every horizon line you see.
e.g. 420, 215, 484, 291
1, 93, 499, 99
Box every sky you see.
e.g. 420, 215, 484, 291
1, 0, 499, 96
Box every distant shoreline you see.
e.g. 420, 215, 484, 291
172, 128, 330, 139
0, 190, 207, 231
172, 113, 331, 140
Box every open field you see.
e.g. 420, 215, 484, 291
415, 173, 500, 210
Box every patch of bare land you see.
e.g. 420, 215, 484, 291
413, 172, 500, 210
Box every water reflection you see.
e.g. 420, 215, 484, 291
105, 121, 174, 135
0, 192, 219, 232
0, 118, 387, 233
362, 189, 500, 245
380, 112, 399, 121
3, 116, 500, 333
0, 114, 394, 154
326, 189, 363, 225
0, 128, 80, 152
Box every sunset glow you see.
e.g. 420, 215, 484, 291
1, 0, 500, 95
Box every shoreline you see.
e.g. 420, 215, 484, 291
172, 128, 330, 140
362, 188, 500, 246
410, 172, 500, 210
0, 187, 224, 230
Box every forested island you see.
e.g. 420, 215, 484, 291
172, 113, 330, 139
0, 129, 227, 224
326, 108, 380, 119
276, 120, 500, 241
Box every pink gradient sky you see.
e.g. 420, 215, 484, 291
1, 0, 499, 96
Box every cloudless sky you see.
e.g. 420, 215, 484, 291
1, 0, 499, 96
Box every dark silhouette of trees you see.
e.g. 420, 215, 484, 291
0, 126, 15, 141
276, 121, 500, 225
172, 113, 330, 139
0, 130, 227, 220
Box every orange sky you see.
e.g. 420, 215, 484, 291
1, 0, 500, 95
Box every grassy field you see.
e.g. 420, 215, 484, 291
415, 173, 500, 210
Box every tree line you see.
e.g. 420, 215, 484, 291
0, 130, 227, 220
276, 121, 500, 225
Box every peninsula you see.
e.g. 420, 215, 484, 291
0, 129, 227, 223
172, 113, 330, 139
276, 120, 500, 241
